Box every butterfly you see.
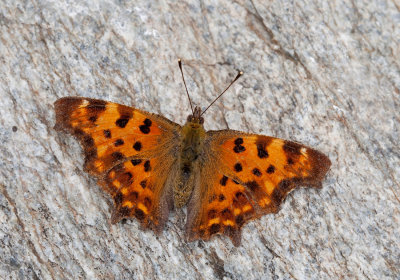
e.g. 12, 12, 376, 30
54, 60, 331, 246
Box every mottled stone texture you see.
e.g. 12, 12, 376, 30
0, 0, 399, 279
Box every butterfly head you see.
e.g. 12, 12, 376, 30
186, 106, 204, 126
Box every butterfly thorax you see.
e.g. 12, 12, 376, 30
174, 106, 205, 208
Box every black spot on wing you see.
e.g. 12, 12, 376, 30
133, 141, 142, 151
144, 160, 151, 172
116, 117, 129, 128
234, 145, 246, 153
209, 223, 221, 235
114, 139, 124, 147
88, 116, 97, 123
139, 118, 152, 134
131, 159, 142, 166
87, 99, 107, 112
123, 172, 133, 182
134, 208, 145, 220
139, 125, 150, 134
235, 192, 245, 200
144, 118, 152, 126
283, 141, 302, 155
220, 176, 228, 186
256, 143, 269, 158
234, 138, 243, 145
233, 138, 246, 153
252, 168, 262, 177
266, 165, 275, 174
140, 180, 147, 189
246, 180, 260, 192
103, 129, 111, 138
112, 152, 124, 161
234, 163, 243, 172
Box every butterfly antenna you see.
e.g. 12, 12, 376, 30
178, 59, 194, 114
200, 71, 243, 117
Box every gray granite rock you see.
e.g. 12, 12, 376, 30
0, 0, 399, 279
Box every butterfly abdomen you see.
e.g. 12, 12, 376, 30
173, 121, 206, 208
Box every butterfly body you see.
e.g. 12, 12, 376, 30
175, 106, 206, 208
55, 97, 331, 246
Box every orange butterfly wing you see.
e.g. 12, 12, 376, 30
54, 97, 181, 230
186, 130, 331, 246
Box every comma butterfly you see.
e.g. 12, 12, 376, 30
54, 60, 331, 246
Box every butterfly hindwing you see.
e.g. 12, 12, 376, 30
186, 130, 331, 246
55, 97, 181, 229
186, 167, 255, 246
102, 151, 179, 229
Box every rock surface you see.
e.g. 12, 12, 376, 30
0, 0, 399, 279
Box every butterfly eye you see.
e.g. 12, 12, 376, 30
187, 115, 193, 122
199, 117, 204, 124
